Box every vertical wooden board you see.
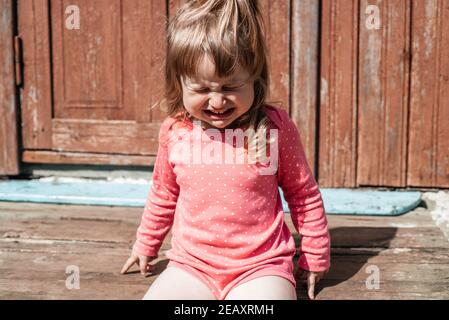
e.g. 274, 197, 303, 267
290, 0, 320, 175
260, 1, 290, 111
437, 1, 449, 187
18, 0, 52, 149
126, 0, 167, 123
0, 0, 19, 175
408, 0, 449, 187
319, 0, 358, 187
357, 0, 411, 187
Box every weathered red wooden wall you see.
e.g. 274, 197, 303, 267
320, 0, 448, 188
1, 0, 448, 189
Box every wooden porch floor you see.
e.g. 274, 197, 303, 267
1, 200, 448, 300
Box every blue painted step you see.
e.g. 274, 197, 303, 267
0, 179, 421, 216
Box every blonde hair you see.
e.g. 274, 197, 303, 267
161, 0, 278, 163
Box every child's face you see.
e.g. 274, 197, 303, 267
180, 56, 254, 129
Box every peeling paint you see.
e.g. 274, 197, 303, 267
0, 2, 12, 29
28, 85, 38, 104
320, 77, 328, 106
424, 1, 437, 58
31, 108, 38, 132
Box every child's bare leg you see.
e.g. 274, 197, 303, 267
225, 276, 297, 300
142, 266, 216, 300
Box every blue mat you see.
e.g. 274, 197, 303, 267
0, 179, 421, 216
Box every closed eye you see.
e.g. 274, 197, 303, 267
190, 84, 244, 93
190, 87, 209, 93
222, 86, 240, 91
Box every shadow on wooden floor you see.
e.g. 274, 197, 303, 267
294, 226, 398, 300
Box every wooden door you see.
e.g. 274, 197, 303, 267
18, 0, 167, 166
16, 0, 292, 167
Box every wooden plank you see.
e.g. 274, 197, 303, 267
51, 119, 160, 155
22, 150, 156, 166
125, 0, 167, 124
18, 0, 52, 149
260, 1, 290, 111
2, 204, 446, 252
319, 0, 359, 187
408, 0, 449, 188
357, 0, 411, 187
327, 209, 439, 229
290, 0, 320, 175
0, 218, 137, 244
0, 0, 19, 175
0, 201, 143, 222
0, 200, 434, 229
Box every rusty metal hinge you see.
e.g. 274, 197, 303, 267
13, 35, 23, 87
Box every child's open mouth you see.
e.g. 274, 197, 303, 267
204, 108, 235, 120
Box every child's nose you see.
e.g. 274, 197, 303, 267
209, 92, 226, 109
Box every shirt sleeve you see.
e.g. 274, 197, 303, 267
132, 118, 180, 258
277, 110, 331, 272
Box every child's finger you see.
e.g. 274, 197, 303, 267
139, 260, 147, 275
139, 257, 154, 276
121, 257, 137, 274
307, 273, 316, 300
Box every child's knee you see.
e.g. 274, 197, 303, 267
142, 266, 216, 300
226, 276, 297, 300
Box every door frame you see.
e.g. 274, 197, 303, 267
0, 0, 20, 175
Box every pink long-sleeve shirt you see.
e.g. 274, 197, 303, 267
133, 105, 331, 273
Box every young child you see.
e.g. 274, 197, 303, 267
121, 0, 330, 300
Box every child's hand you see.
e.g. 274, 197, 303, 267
296, 268, 329, 300
120, 250, 156, 277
